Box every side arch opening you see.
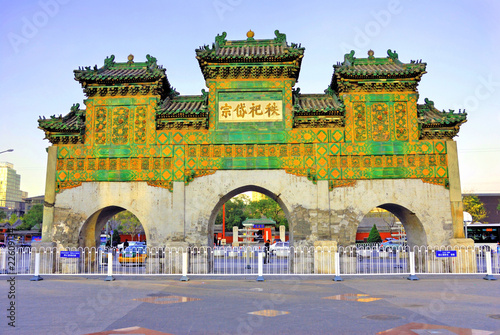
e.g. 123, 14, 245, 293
78, 206, 147, 249
355, 203, 427, 247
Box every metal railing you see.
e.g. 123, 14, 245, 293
0, 245, 498, 279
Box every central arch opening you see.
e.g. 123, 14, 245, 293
208, 185, 292, 247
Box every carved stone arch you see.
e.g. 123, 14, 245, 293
352, 203, 427, 248
377, 203, 427, 247
78, 205, 147, 249
206, 185, 293, 247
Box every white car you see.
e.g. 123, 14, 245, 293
269, 242, 289, 255
117, 241, 145, 251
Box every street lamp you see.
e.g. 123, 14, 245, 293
0, 149, 14, 154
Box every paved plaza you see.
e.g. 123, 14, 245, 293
1, 274, 499, 334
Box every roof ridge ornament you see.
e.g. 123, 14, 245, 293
274, 30, 286, 44
103, 55, 115, 69
201, 89, 209, 104
343, 50, 355, 66
424, 98, 434, 108
215, 32, 227, 48
246, 29, 255, 40
70, 103, 80, 113
146, 54, 157, 68
368, 49, 375, 59
387, 49, 399, 62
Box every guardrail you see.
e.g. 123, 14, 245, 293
0, 245, 498, 279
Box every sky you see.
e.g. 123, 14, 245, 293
0, 0, 499, 197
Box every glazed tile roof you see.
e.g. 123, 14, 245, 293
333, 50, 426, 78
38, 104, 85, 132
196, 30, 304, 62
74, 54, 168, 83
294, 94, 344, 113
75, 67, 165, 81
156, 95, 207, 117
417, 98, 467, 127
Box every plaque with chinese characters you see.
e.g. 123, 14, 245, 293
218, 100, 282, 122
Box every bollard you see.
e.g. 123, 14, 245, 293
1, 249, 6, 274
333, 252, 343, 282
105, 252, 115, 281
407, 251, 419, 281
256, 252, 264, 282
30, 253, 43, 281
180, 252, 189, 282
483, 251, 497, 281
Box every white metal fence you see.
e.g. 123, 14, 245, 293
1, 245, 498, 279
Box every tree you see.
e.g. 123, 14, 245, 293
115, 211, 144, 241
245, 197, 288, 230
497, 199, 500, 212
367, 224, 382, 243
215, 197, 247, 231
112, 229, 121, 246
8, 214, 19, 226
0, 210, 6, 222
462, 195, 487, 222
17, 204, 43, 230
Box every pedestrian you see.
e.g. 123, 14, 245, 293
264, 240, 270, 264
123, 239, 129, 250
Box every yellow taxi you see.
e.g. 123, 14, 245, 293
119, 245, 147, 265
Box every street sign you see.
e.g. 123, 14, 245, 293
435, 250, 457, 257
60, 251, 81, 258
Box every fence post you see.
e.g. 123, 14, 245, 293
105, 252, 115, 281
483, 251, 497, 281
256, 252, 265, 282
407, 251, 419, 281
180, 251, 189, 282
30, 253, 43, 281
333, 251, 343, 281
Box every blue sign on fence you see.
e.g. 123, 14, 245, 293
60, 251, 81, 258
435, 250, 457, 258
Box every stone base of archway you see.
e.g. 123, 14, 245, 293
448, 238, 477, 273
313, 241, 338, 274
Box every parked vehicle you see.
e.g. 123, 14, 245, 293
379, 240, 406, 252
117, 241, 145, 251
119, 246, 147, 265
269, 242, 289, 255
